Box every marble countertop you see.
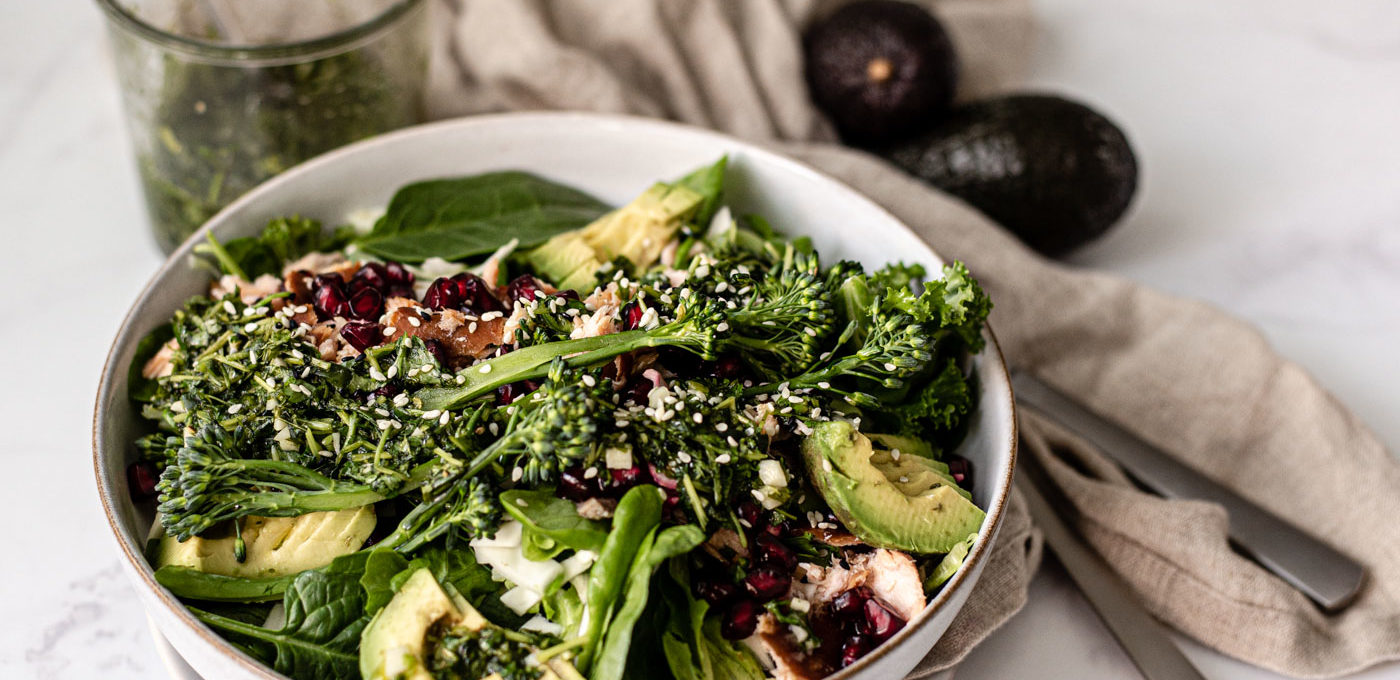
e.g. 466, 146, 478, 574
3, 0, 1397, 678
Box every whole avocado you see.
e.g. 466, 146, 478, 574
804, 0, 958, 146
882, 94, 1139, 256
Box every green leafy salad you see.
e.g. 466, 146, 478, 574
127, 158, 992, 680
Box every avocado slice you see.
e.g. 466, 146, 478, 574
361, 568, 581, 680
802, 421, 983, 553
866, 432, 971, 501
529, 181, 702, 292
154, 506, 375, 579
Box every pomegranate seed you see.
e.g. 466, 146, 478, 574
373, 384, 401, 398
840, 635, 875, 668
422, 277, 462, 311
606, 466, 651, 496
386, 284, 416, 300
558, 466, 604, 501
693, 579, 739, 605
454, 273, 504, 314
831, 586, 872, 619
947, 456, 972, 490
620, 301, 645, 330
859, 599, 905, 640
421, 339, 447, 364
506, 274, 545, 303
351, 262, 389, 292
348, 287, 384, 321
620, 379, 652, 405
313, 280, 350, 318
721, 599, 760, 640
314, 273, 345, 289
496, 380, 538, 405
383, 261, 414, 286
341, 321, 382, 352
555, 289, 581, 302
736, 501, 762, 529
706, 355, 743, 379
743, 567, 789, 602
127, 462, 160, 501
752, 533, 798, 572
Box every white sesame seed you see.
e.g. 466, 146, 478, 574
899, 476, 909, 483
408, 316, 421, 327
243, 322, 259, 333
488, 422, 499, 436
583, 467, 599, 479
479, 364, 492, 374
726, 436, 739, 447
386, 365, 399, 379
884, 362, 897, 372
715, 282, 728, 293
512, 467, 524, 482
468, 322, 478, 333
678, 452, 692, 463
481, 311, 504, 321
582, 375, 597, 387
422, 410, 441, 420
393, 393, 409, 407
223, 301, 237, 315
370, 368, 386, 382
692, 412, 703, 424
891, 448, 901, 461
817, 382, 831, 390
227, 404, 242, 414
716, 454, 731, 464
383, 326, 397, 337
788, 396, 802, 404
715, 422, 728, 432
439, 411, 450, 426
716, 322, 729, 333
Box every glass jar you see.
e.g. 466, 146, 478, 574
98, 0, 429, 253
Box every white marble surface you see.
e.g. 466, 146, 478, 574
2, 0, 1397, 678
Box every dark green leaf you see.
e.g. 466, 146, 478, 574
355, 172, 611, 262
196, 216, 351, 280
360, 549, 410, 614
500, 487, 609, 553
191, 567, 369, 678
155, 565, 293, 603
592, 524, 705, 680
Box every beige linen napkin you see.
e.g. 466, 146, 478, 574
426, 1, 1400, 677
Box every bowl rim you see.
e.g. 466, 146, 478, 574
93, 110, 1018, 679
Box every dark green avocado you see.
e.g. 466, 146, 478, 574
881, 94, 1139, 256
804, 0, 958, 147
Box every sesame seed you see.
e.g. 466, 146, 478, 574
295, 305, 309, 314
727, 436, 739, 447
393, 393, 409, 407
383, 326, 397, 337
227, 404, 242, 414
715, 282, 728, 293
479, 364, 492, 374
884, 362, 897, 372
386, 365, 399, 379
481, 311, 504, 321
891, 448, 901, 460
223, 301, 237, 315
788, 396, 802, 404
716, 322, 729, 332
678, 452, 692, 464
583, 467, 599, 479
692, 412, 703, 424
899, 476, 909, 483
439, 411, 450, 426
468, 322, 478, 333
422, 410, 441, 420
243, 322, 259, 333
512, 467, 524, 482
715, 422, 728, 432
408, 316, 421, 327
488, 422, 499, 436
582, 375, 597, 387
370, 368, 386, 382
817, 382, 831, 390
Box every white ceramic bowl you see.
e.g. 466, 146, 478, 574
94, 112, 1017, 680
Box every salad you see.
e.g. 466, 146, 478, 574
128, 159, 992, 680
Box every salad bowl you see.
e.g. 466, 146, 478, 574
94, 112, 1016, 680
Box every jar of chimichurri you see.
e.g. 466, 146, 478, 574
98, 0, 429, 253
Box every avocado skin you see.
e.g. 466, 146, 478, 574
804, 0, 958, 147
881, 94, 1138, 256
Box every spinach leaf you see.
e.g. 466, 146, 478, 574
500, 487, 609, 553
196, 216, 352, 280
354, 172, 611, 263
360, 549, 410, 614
190, 567, 369, 678
154, 566, 294, 603
592, 524, 706, 680
673, 156, 727, 228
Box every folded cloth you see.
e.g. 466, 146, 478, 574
428, 1, 1400, 677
